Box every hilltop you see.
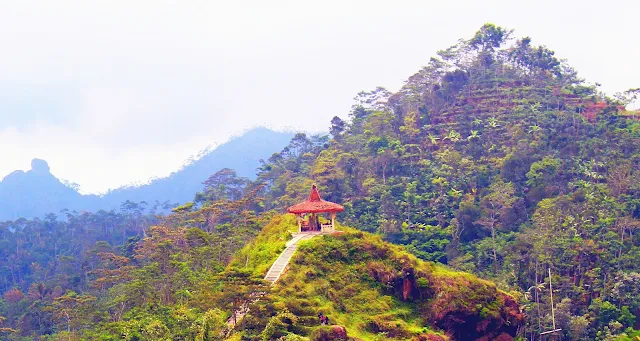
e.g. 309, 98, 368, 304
231, 217, 523, 340
245, 24, 640, 339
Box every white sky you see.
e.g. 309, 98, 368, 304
1, 0, 638, 194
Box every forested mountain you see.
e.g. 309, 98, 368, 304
0, 127, 294, 220
1, 24, 640, 340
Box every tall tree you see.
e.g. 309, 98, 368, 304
477, 178, 516, 271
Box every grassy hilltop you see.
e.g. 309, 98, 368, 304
232, 215, 523, 340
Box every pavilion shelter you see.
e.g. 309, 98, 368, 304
287, 185, 344, 233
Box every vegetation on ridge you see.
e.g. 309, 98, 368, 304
233, 228, 522, 340
0, 23, 639, 340
249, 23, 640, 340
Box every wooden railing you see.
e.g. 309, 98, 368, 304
300, 220, 334, 232
321, 223, 334, 232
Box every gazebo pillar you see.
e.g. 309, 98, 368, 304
297, 214, 302, 233
311, 213, 317, 231
331, 212, 336, 230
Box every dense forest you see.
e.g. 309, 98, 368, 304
1, 24, 640, 340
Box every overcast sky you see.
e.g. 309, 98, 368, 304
0, 0, 638, 194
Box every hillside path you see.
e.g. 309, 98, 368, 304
226, 232, 322, 329
264, 232, 321, 283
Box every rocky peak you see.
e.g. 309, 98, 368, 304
30, 158, 51, 174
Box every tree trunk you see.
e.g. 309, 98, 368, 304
491, 224, 498, 273
535, 262, 542, 334
382, 163, 387, 185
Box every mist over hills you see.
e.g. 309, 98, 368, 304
0, 127, 294, 220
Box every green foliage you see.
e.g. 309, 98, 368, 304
237, 230, 520, 340
3, 23, 640, 340
619, 306, 636, 329
615, 328, 640, 341
232, 214, 298, 276
261, 309, 298, 341
526, 156, 560, 187
191, 308, 227, 341
591, 299, 623, 328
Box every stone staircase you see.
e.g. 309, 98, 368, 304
264, 232, 321, 283
225, 232, 322, 331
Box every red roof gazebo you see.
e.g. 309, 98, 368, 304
287, 184, 344, 232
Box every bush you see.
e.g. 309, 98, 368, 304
309, 326, 348, 341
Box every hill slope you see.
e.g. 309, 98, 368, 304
232, 219, 523, 340
245, 24, 640, 339
2, 24, 639, 340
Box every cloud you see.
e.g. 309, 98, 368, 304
1, 0, 639, 193
0, 120, 228, 194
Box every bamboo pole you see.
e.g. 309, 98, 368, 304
549, 268, 555, 331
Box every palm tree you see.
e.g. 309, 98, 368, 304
448, 188, 463, 198
579, 160, 605, 182
487, 117, 500, 128
528, 124, 541, 134
467, 130, 480, 140
530, 102, 541, 113
444, 130, 462, 143
427, 133, 440, 146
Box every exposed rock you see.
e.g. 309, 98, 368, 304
410, 334, 448, 341
30, 159, 50, 174
310, 325, 348, 341
422, 271, 524, 340
364, 245, 523, 340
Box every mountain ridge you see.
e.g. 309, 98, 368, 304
1, 24, 640, 340
0, 127, 295, 220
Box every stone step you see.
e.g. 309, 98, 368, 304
228, 232, 323, 330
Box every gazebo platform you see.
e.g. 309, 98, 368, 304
287, 185, 345, 233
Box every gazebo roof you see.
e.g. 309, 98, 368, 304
287, 185, 345, 214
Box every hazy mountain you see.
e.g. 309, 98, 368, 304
0, 127, 294, 220
0, 159, 97, 220
98, 127, 294, 209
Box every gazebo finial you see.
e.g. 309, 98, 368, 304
309, 184, 322, 201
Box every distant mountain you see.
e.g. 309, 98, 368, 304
0, 159, 98, 220
0, 127, 294, 220
98, 127, 294, 209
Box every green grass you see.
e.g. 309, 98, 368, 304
266, 228, 470, 340
231, 216, 522, 340
231, 214, 299, 276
